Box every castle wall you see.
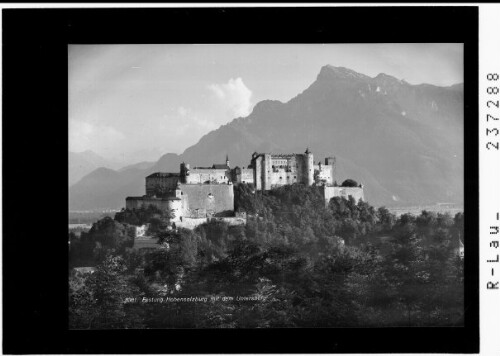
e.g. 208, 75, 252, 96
253, 152, 321, 190
175, 218, 209, 230
269, 168, 299, 187
179, 184, 234, 217
296, 154, 307, 186
146, 175, 180, 196
321, 186, 365, 206
126, 197, 144, 210
263, 154, 272, 190
305, 152, 314, 186
167, 198, 183, 222
314, 164, 334, 185
254, 156, 262, 190
184, 168, 230, 185
210, 216, 246, 226
269, 155, 299, 188
237, 168, 254, 184
126, 196, 180, 213
174, 216, 246, 230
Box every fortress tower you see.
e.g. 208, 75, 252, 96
180, 162, 190, 183
304, 147, 314, 186
166, 191, 183, 222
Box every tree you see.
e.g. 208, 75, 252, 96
70, 184, 464, 329
341, 179, 358, 187
87, 217, 134, 253
376, 207, 396, 232
313, 169, 320, 184
114, 208, 141, 226
69, 254, 143, 329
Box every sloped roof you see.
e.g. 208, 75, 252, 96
212, 164, 230, 170
146, 172, 180, 178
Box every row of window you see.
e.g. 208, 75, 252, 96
189, 175, 227, 180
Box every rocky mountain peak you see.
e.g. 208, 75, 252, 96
374, 72, 403, 84
317, 65, 371, 81
250, 99, 283, 115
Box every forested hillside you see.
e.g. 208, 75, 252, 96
69, 185, 464, 328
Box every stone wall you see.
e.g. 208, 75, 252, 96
125, 196, 183, 221
321, 186, 365, 206
269, 155, 299, 187
169, 198, 183, 222
254, 155, 262, 190
263, 153, 272, 190
305, 152, 314, 186
210, 216, 246, 226
184, 168, 230, 185
235, 168, 254, 184
254, 153, 313, 190
314, 163, 334, 185
146, 174, 180, 196
179, 184, 234, 216
127, 183, 234, 221
174, 216, 246, 230
175, 217, 209, 230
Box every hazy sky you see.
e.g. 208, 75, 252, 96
69, 44, 463, 163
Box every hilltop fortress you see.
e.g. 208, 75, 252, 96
126, 149, 364, 227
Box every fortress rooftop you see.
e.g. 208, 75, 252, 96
147, 172, 180, 178
126, 196, 181, 201
212, 164, 230, 169
252, 153, 305, 159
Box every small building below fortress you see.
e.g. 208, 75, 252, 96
320, 185, 365, 207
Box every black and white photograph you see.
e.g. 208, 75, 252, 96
3, 5, 486, 354
68, 43, 466, 329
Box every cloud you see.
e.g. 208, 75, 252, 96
149, 107, 220, 154
173, 106, 218, 131
69, 120, 125, 153
207, 77, 253, 118
177, 106, 189, 116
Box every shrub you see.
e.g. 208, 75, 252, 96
341, 179, 359, 187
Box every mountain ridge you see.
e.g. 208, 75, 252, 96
69, 150, 124, 186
